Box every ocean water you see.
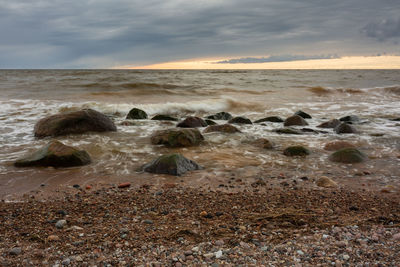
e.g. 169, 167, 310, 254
0, 69, 399, 198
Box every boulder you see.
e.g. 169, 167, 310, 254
142, 153, 202, 176
151, 128, 204, 147
274, 128, 303, 135
339, 115, 360, 123
253, 138, 274, 149
34, 109, 117, 138
323, 141, 356, 151
284, 115, 308, 126
177, 116, 207, 128
294, 110, 312, 119
283, 146, 310, 157
254, 116, 284, 123
334, 122, 357, 134
126, 108, 147, 120
205, 119, 217, 126
206, 112, 233, 120
14, 140, 91, 168
151, 114, 178, 121
317, 119, 341, 128
203, 124, 241, 134
328, 148, 367, 163
228, 116, 252, 125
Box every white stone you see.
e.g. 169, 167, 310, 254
215, 250, 223, 259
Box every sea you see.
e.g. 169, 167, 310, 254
0, 69, 399, 199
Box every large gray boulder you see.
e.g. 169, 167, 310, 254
142, 153, 202, 176
34, 109, 116, 138
14, 140, 91, 168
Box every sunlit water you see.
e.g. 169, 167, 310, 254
0, 70, 399, 199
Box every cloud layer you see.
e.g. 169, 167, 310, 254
0, 0, 399, 68
216, 55, 339, 64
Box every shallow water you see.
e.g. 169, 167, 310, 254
0, 70, 399, 199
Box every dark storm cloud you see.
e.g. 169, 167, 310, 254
0, 0, 399, 68
362, 17, 400, 41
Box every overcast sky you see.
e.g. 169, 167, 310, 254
0, 0, 399, 68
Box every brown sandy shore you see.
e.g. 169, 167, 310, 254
1, 183, 400, 266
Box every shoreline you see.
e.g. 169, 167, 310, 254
1, 184, 400, 265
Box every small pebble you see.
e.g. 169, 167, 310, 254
55, 219, 67, 229
9, 247, 22, 255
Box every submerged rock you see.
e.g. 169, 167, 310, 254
34, 109, 117, 138
317, 119, 341, 128
334, 122, 357, 134
151, 114, 178, 121
284, 115, 308, 126
228, 116, 252, 124
206, 112, 233, 120
126, 108, 148, 120
203, 124, 241, 133
339, 115, 360, 123
294, 110, 312, 119
177, 116, 207, 128
328, 148, 367, 163
283, 146, 310, 156
151, 128, 204, 147
14, 140, 91, 168
323, 141, 356, 151
142, 153, 202, 176
274, 127, 303, 135
253, 138, 274, 149
254, 116, 284, 123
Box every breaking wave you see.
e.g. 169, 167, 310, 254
308, 85, 400, 96
70, 97, 265, 117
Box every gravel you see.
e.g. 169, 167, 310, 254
1, 186, 400, 265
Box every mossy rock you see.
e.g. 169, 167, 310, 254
151, 128, 204, 147
228, 116, 252, 125
34, 109, 117, 138
205, 119, 217, 126
14, 140, 91, 168
126, 108, 147, 120
284, 115, 308, 126
283, 146, 310, 157
294, 110, 312, 119
151, 114, 178, 121
206, 112, 233, 120
328, 148, 367, 163
254, 116, 284, 123
142, 153, 202, 176
274, 128, 303, 135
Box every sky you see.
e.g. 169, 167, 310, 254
0, 0, 399, 69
